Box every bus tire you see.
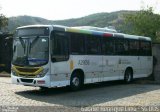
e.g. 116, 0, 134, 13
70, 72, 83, 91
39, 87, 49, 91
124, 68, 133, 83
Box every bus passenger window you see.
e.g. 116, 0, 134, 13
129, 40, 139, 56
51, 32, 69, 62
86, 35, 101, 55
70, 33, 85, 55
115, 39, 125, 55
103, 38, 115, 55
140, 41, 152, 56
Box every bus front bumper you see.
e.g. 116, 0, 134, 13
11, 74, 50, 87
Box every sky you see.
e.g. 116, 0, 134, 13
0, 0, 160, 20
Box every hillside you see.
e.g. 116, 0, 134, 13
8, 16, 53, 32
7, 10, 135, 33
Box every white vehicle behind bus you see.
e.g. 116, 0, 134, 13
11, 25, 153, 90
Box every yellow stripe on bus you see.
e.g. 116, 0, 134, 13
70, 60, 74, 71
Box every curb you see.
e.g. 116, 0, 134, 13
0, 73, 10, 77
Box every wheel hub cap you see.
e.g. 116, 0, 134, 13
72, 77, 79, 86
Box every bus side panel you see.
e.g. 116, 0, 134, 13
139, 56, 153, 78
70, 55, 103, 84
102, 56, 120, 81
118, 56, 141, 79
50, 60, 70, 87
147, 56, 153, 75
102, 56, 141, 81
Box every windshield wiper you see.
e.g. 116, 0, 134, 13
31, 36, 39, 48
19, 37, 26, 53
29, 36, 39, 53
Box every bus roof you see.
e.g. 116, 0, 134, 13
16, 25, 52, 29
64, 26, 151, 41
16, 25, 151, 41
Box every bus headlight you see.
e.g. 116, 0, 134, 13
36, 68, 49, 78
11, 69, 18, 76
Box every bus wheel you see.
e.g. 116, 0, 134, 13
124, 68, 133, 83
39, 87, 49, 91
70, 72, 83, 91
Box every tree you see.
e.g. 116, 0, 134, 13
0, 7, 8, 31
124, 7, 160, 42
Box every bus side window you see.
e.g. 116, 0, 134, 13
70, 33, 85, 55
115, 39, 125, 55
86, 35, 101, 55
148, 42, 152, 56
129, 40, 139, 56
51, 31, 69, 62
123, 40, 129, 55
140, 41, 152, 56
103, 37, 115, 55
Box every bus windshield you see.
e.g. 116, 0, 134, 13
12, 36, 49, 66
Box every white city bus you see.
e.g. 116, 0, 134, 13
11, 25, 153, 90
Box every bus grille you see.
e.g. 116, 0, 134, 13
12, 66, 43, 78
20, 78, 33, 83
16, 67, 39, 73
19, 74, 36, 77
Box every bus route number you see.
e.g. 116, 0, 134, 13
78, 60, 90, 65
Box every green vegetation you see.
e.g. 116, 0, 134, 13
124, 7, 160, 42
0, 8, 8, 31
